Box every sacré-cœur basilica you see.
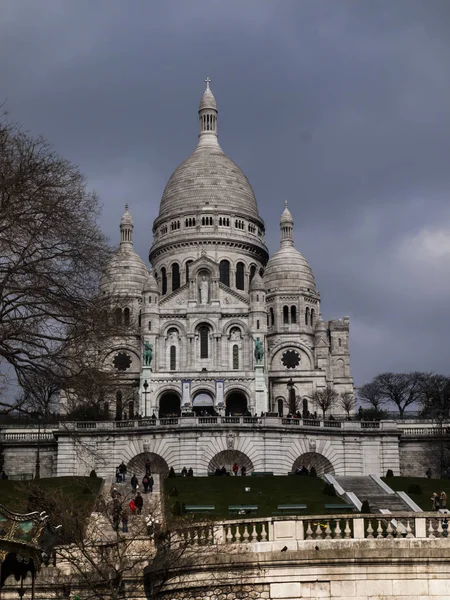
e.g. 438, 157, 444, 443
96, 78, 354, 423
3, 82, 426, 479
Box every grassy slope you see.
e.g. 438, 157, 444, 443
382, 476, 450, 511
164, 475, 349, 519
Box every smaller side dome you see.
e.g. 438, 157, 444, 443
249, 271, 265, 291
143, 272, 159, 293
280, 200, 293, 226
199, 76, 217, 111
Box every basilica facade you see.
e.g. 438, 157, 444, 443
98, 81, 354, 420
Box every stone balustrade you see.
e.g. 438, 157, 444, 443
180, 512, 449, 548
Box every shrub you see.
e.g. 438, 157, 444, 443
322, 483, 336, 496
361, 500, 371, 513
407, 483, 422, 495
168, 486, 178, 497
386, 469, 394, 478
309, 466, 317, 478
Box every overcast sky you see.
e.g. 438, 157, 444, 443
2, 0, 450, 386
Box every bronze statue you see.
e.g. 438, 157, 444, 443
143, 341, 153, 367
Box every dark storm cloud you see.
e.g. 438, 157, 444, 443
2, 0, 450, 385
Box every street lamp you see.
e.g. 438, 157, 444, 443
143, 380, 149, 418
287, 379, 297, 415
35, 415, 41, 479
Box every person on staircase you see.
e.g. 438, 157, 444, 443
142, 474, 150, 493
134, 491, 144, 515
131, 473, 139, 492
148, 475, 154, 493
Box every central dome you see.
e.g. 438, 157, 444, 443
158, 145, 260, 221
156, 80, 262, 225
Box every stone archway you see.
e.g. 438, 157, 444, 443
159, 391, 181, 417
127, 452, 169, 477
292, 452, 334, 477
208, 450, 254, 475
192, 391, 215, 416
226, 390, 248, 416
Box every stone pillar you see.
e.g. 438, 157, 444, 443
254, 365, 268, 415
182, 380, 191, 410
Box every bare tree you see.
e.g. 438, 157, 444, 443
357, 381, 387, 412
375, 372, 424, 417
0, 119, 113, 409
312, 386, 338, 419
339, 391, 355, 418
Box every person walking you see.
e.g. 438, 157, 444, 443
131, 473, 138, 492
440, 491, 447, 509
135, 491, 144, 515
119, 461, 127, 482
148, 475, 154, 493
232, 463, 239, 476
121, 509, 129, 533
431, 493, 440, 511
142, 475, 149, 494
145, 459, 152, 475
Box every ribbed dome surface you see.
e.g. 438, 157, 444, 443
143, 272, 159, 293
158, 145, 260, 221
100, 249, 149, 293
264, 245, 316, 292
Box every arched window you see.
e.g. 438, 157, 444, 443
124, 307, 130, 326
170, 345, 176, 370
283, 305, 289, 324
200, 326, 209, 359
249, 265, 256, 282
305, 307, 310, 325
256, 319, 260, 330
219, 260, 230, 286
115, 390, 123, 421
161, 267, 167, 295
232, 344, 239, 369
114, 308, 122, 326
148, 321, 152, 331
236, 262, 245, 290
338, 338, 342, 347
185, 260, 193, 283
310, 308, 315, 326
291, 305, 297, 324
172, 263, 180, 291
138, 310, 141, 328
270, 307, 275, 327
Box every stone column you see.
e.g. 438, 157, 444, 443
254, 365, 268, 415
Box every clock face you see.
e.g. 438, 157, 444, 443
281, 349, 300, 369
113, 352, 132, 371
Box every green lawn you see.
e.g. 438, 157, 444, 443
164, 475, 351, 520
382, 476, 450, 511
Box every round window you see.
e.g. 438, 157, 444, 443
281, 350, 300, 369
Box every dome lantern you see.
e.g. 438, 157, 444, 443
198, 77, 219, 148
120, 204, 133, 250
280, 200, 294, 247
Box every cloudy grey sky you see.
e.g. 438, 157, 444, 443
2, 0, 450, 386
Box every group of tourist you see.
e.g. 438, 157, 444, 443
213, 464, 247, 476
111, 488, 144, 532
431, 491, 447, 511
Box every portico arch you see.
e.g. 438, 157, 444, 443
158, 391, 181, 418
292, 452, 334, 477
192, 391, 215, 416
208, 450, 254, 475
127, 452, 169, 477
226, 390, 248, 416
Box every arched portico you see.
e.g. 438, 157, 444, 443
159, 391, 181, 418
208, 450, 254, 475
292, 452, 334, 477
225, 390, 248, 416
192, 391, 215, 416
127, 452, 169, 477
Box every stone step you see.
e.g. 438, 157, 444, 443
334, 476, 412, 512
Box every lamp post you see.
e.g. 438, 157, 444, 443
143, 380, 149, 418
35, 415, 41, 479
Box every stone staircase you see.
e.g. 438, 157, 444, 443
334, 476, 413, 512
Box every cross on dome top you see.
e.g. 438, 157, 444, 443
205, 76, 211, 90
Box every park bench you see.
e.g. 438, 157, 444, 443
228, 504, 258, 514
273, 504, 307, 515
184, 504, 215, 514
324, 503, 354, 512
251, 471, 273, 477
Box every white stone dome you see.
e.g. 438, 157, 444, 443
100, 205, 149, 294
143, 272, 159, 293
264, 202, 316, 292
158, 146, 260, 221
264, 246, 316, 292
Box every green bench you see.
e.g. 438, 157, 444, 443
324, 503, 354, 512
251, 471, 273, 477
184, 504, 215, 514
229, 504, 258, 514
275, 504, 307, 513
